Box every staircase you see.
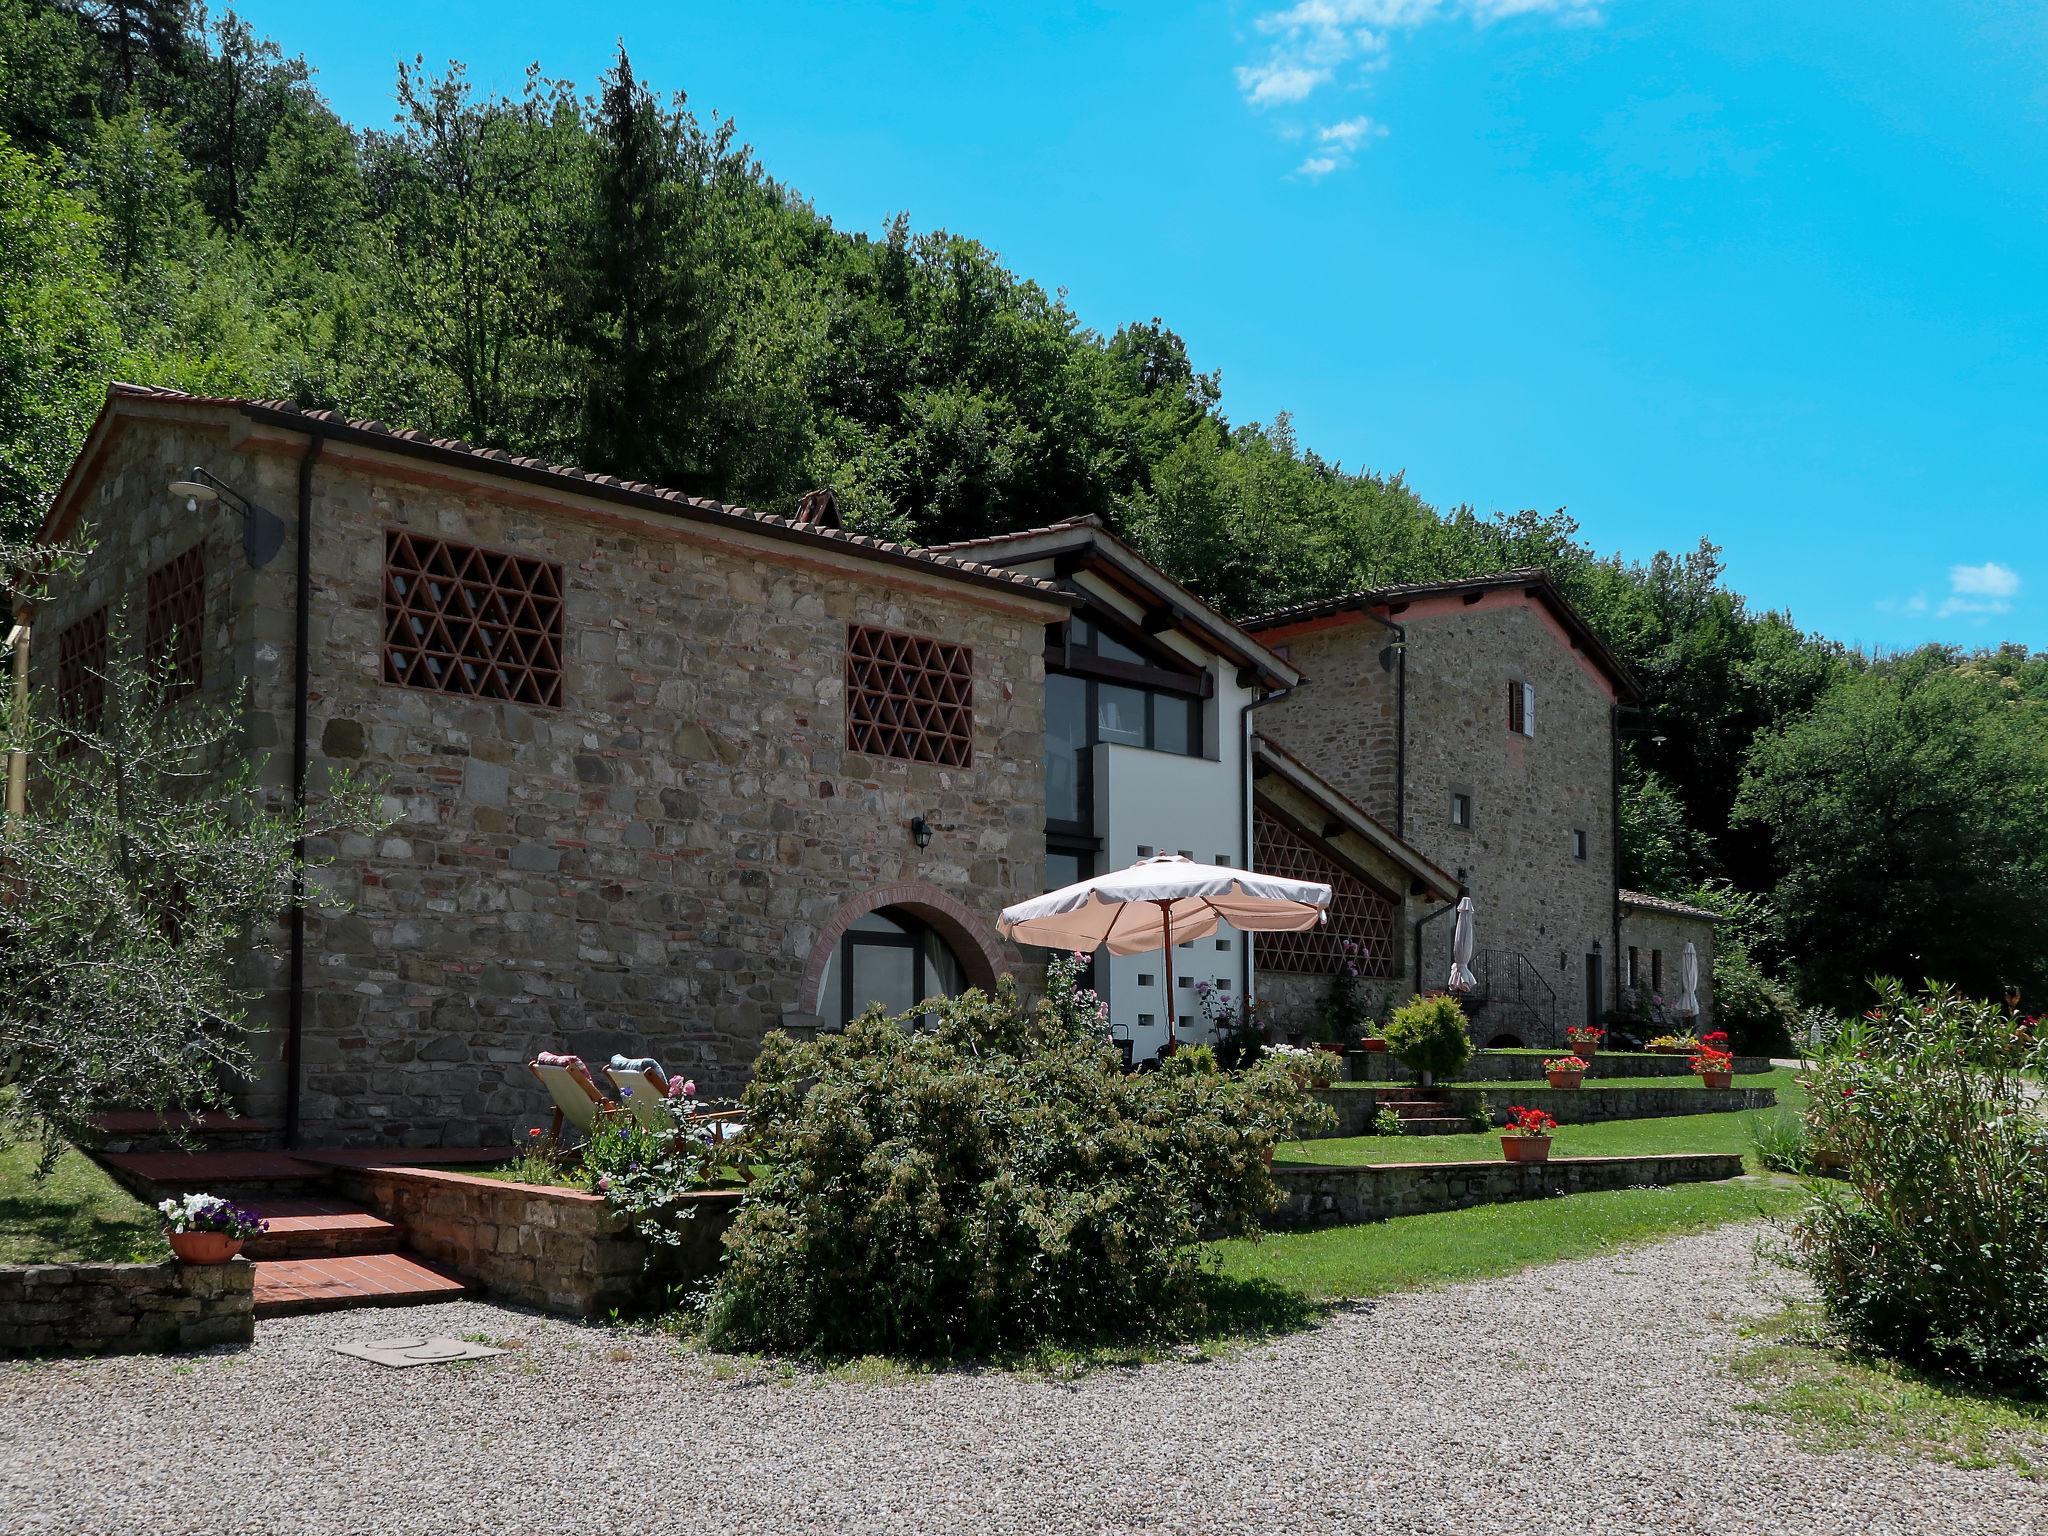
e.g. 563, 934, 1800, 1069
96, 1129, 472, 1319
1374, 1085, 1467, 1136
1464, 949, 1560, 1047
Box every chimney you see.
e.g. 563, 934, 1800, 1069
793, 488, 840, 530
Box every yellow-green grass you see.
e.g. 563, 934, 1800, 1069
1208, 1176, 1809, 1300
1732, 1306, 2048, 1477
0, 1139, 167, 1264
1293, 1078, 1809, 1172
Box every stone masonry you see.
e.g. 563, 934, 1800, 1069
38, 389, 1065, 1145
1256, 585, 1626, 1047
0, 1259, 254, 1355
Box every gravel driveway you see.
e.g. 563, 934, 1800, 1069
3, 1222, 2040, 1535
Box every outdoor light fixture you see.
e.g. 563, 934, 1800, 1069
910, 814, 934, 849
168, 466, 288, 568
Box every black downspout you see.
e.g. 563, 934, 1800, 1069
1239, 676, 1294, 1018
283, 431, 324, 1149
1388, 617, 1408, 837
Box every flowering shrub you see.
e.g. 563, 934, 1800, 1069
703, 957, 1332, 1358
1384, 992, 1472, 1084
1195, 980, 1268, 1068
1793, 980, 2048, 1392
578, 1092, 737, 1247
1564, 1025, 1604, 1051
1542, 1055, 1588, 1075
1647, 1032, 1702, 1053
1501, 1105, 1557, 1139
1688, 1048, 1734, 1077
1314, 939, 1370, 1044
1372, 1106, 1406, 1137
156, 1192, 267, 1238
1265, 1041, 1337, 1089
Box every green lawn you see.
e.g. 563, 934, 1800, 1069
1732, 1306, 2048, 1477
1208, 1176, 1810, 1300
1448, 1067, 1801, 1093
0, 1139, 167, 1264
1295, 1077, 1809, 1172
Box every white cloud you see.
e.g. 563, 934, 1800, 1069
1948, 561, 2021, 599
1238, 0, 1607, 174
1296, 114, 1389, 175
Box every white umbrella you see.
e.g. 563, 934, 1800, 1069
1447, 896, 1477, 993
998, 854, 1331, 1049
1677, 941, 1700, 1020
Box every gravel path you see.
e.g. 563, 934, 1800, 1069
3, 1222, 2041, 1535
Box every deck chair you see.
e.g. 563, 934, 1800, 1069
528, 1053, 610, 1140
604, 1055, 673, 1131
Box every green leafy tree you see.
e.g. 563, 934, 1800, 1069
0, 135, 121, 541
1735, 660, 2048, 1012
80, 99, 201, 286
1618, 749, 1696, 895
180, 7, 314, 230
0, 0, 103, 152
0, 587, 384, 1165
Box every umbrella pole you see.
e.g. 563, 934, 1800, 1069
1159, 898, 1176, 1054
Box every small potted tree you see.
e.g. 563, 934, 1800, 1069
1384, 992, 1473, 1088
158, 1193, 268, 1265
1500, 1105, 1558, 1163
1543, 1054, 1588, 1090
1564, 1024, 1604, 1061
1690, 1046, 1734, 1090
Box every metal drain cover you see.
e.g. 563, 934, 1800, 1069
334, 1335, 510, 1368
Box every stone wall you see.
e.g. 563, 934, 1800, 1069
55, 402, 1064, 1144
1618, 908, 1718, 1030
1262, 593, 1619, 1047
1439, 1084, 1777, 1124
0, 1259, 253, 1355
331, 1163, 738, 1316
1270, 1151, 1745, 1227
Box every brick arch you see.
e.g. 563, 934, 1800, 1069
799, 881, 1008, 1018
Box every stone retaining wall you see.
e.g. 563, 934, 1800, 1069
1440, 1084, 1776, 1123
0, 1259, 253, 1355
331, 1164, 739, 1316
1269, 1152, 1745, 1227
1347, 1050, 1775, 1083
1314, 1087, 1393, 1137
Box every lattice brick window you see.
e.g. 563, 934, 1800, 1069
1253, 806, 1397, 977
383, 530, 564, 707
145, 543, 206, 698
57, 607, 109, 735
845, 625, 974, 767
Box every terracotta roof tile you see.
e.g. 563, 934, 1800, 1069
1618, 889, 1723, 922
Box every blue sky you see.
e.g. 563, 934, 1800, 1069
235, 0, 2048, 651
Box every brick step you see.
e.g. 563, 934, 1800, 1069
1385, 1101, 1454, 1117
98, 1149, 329, 1205
243, 1199, 401, 1260
252, 1253, 468, 1318
1397, 1118, 1476, 1135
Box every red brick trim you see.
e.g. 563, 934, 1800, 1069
800, 881, 1007, 1018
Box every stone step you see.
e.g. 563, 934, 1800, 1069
1385, 1100, 1454, 1117
252, 1253, 468, 1317
98, 1149, 329, 1204
243, 1199, 402, 1261
90, 1110, 283, 1156
1394, 1117, 1474, 1135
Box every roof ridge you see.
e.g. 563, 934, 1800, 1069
97, 385, 1063, 602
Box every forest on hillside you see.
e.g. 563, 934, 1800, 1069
2, 1, 2045, 1028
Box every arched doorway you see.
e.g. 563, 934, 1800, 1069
817, 907, 969, 1029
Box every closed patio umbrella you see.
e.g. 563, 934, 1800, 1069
998, 854, 1331, 1050
1677, 941, 1701, 1021
1447, 896, 1478, 994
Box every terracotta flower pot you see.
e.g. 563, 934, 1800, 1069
167, 1230, 244, 1265
1567, 1042, 1599, 1060
1545, 1071, 1584, 1090
1316, 1041, 1346, 1056
1359, 1037, 1388, 1053
1699, 1071, 1733, 1090
1501, 1135, 1553, 1164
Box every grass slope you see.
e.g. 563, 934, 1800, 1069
0, 1140, 166, 1264
1208, 1177, 1808, 1300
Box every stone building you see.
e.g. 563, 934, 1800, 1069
1618, 890, 1720, 1032
925, 516, 1456, 1058
30, 385, 1067, 1145
1247, 572, 1651, 1047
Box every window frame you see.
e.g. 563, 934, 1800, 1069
144, 542, 207, 700
845, 623, 975, 768
383, 528, 565, 708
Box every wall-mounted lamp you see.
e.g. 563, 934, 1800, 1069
169, 466, 288, 569
910, 814, 934, 849
1377, 640, 1405, 673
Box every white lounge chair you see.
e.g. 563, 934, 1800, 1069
528, 1054, 610, 1139
604, 1056, 673, 1131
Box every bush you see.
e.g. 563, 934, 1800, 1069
1372, 1107, 1405, 1137
1384, 993, 1472, 1084
1791, 980, 2048, 1393
702, 959, 1331, 1359
1707, 943, 1799, 1056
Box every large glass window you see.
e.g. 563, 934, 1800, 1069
1095, 683, 1149, 746
819, 908, 966, 1030
1045, 672, 1089, 825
